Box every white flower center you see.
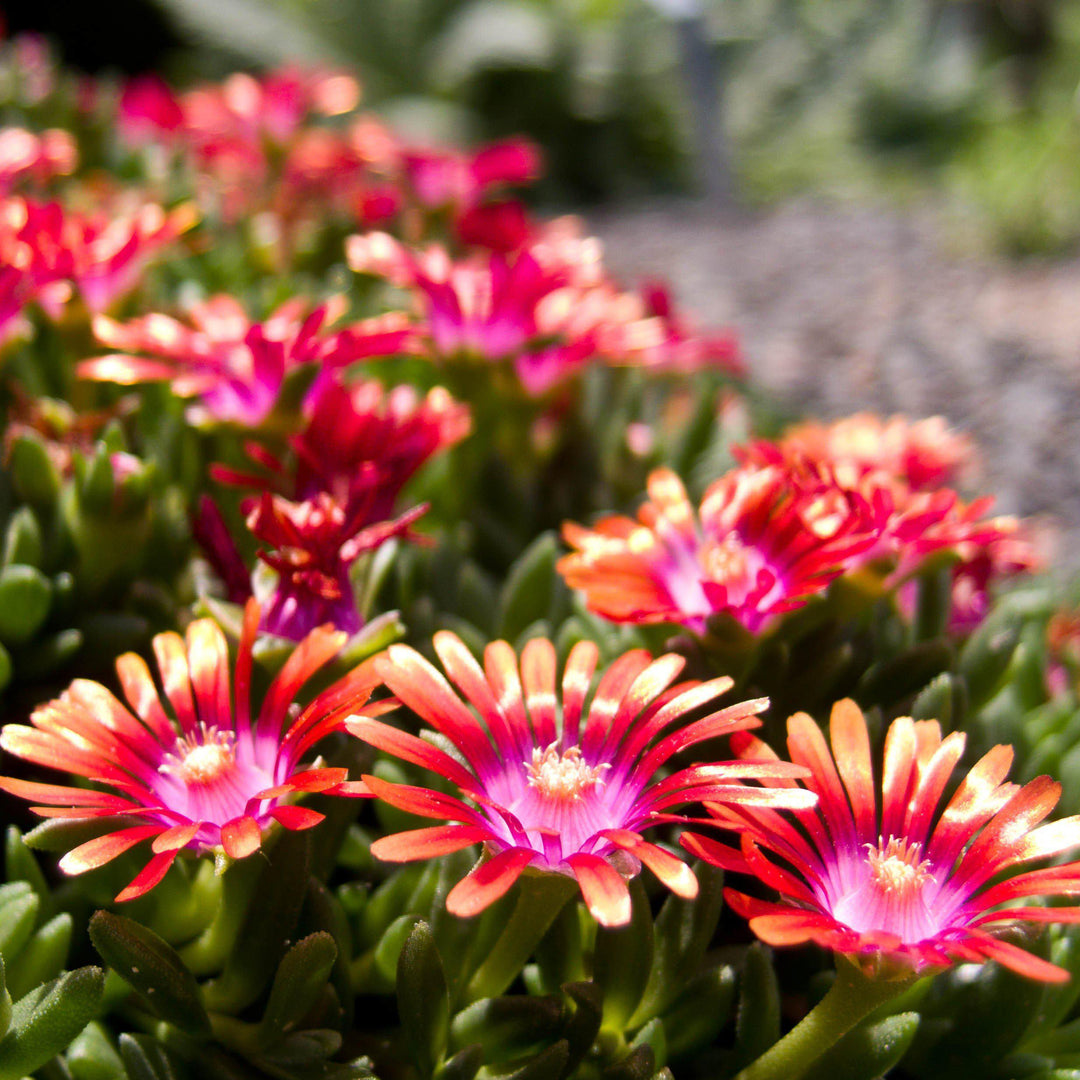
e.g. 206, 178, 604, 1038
866, 836, 933, 899
525, 745, 609, 802
160, 726, 237, 786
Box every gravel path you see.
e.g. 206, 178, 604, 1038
591, 198, 1080, 572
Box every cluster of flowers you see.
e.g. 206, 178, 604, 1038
561, 413, 1038, 640
3, 33, 1080, 1080
4, 613, 1080, 988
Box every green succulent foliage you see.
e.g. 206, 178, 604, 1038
0, 414, 190, 698
0, 830, 105, 1079
56, 830, 371, 1080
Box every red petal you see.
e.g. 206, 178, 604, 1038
258, 626, 346, 739
601, 829, 697, 898
361, 774, 485, 825
59, 824, 162, 875
446, 848, 536, 917
152, 631, 198, 734
255, 767, 348, 799
961, 928, 1070, 983
581, 650, 653, 757
0, 776, 134, 808
904, 730, 966, 848
269, 805, 325, 830
880, 716, 919, 840
345, 715, 479, 793
566, 852, 632, 927
520, 637, 558, 748
787, 711, 855, 848
116, 851, 178, 902
378, 643, 501, 773
77, 354, 180, 384
221, 815, 262, 859
749, 910, 837, 947
115, 652, 175, 743
560, 640, 599, 744
185, 618, 232, 730
372, 824, 489, 861
829, 699, 877, 844
151, 822, 202, 853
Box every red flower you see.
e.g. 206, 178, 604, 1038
560, 465, 878, 634
348, 633, 814, 926
0, 603, 380, 901
247, 491, 425, 640
684, 699, 1080, 981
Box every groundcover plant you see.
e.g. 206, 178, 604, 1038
5, 32, 1080, 1080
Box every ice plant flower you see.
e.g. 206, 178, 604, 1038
246, 492, 425, 640
348, 632, 815, 927
559, 465, 878, 635
683, 698, 1080, 982
0, 602, 380, 901
212, 371, 470, 525
80, 295, 412, 426
0, 127, 77, 193
762, 413, 976, 493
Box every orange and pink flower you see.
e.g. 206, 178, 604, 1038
0, 603, 380, 901
348, 633, 815, 926
560, 465, 878, 634
684, 699, 1080, 982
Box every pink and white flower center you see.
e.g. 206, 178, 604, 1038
526, 745, 609, 802
154, 724, 275, 831
160, 726, 237, 785
828, 835, 941, 942
701, 535, 756, 599
866, 837, 933, 898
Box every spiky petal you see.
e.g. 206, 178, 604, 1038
348, 633, 814, 927
684, 698, 1080, 982
0, 602, 379, 901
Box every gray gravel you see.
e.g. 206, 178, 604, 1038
591, 198, 1080, 572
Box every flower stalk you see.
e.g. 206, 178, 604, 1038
735, 959, 916, 1080
465, 870, 579, 1001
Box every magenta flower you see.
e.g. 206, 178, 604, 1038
685, 699, 1080, 982
348, 633, 814, 926
80, 295, 413, 427
0, 603, 379, 901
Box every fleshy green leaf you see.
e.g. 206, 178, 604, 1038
802, 1012, 920, 1080
65, 1021, 125, 1080
397, 921, 449, 1079
0, 966, 104, 1080
89, 911, 211, 1037
631, 862, 724, 1026
733, 944, 780, 1069
118, 1032, 182, 1080
0, 564, 52, 646
259, 932, 339, 1048
6, 914, 72, 1001
0, 883, 40, 961
594, 877, 654, 1032
204, 829, 312, 1013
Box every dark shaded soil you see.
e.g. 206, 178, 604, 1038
592, 198, 1080, 573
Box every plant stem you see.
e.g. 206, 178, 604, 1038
465, 872, 578, 1001
735, 959, 916, 1080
